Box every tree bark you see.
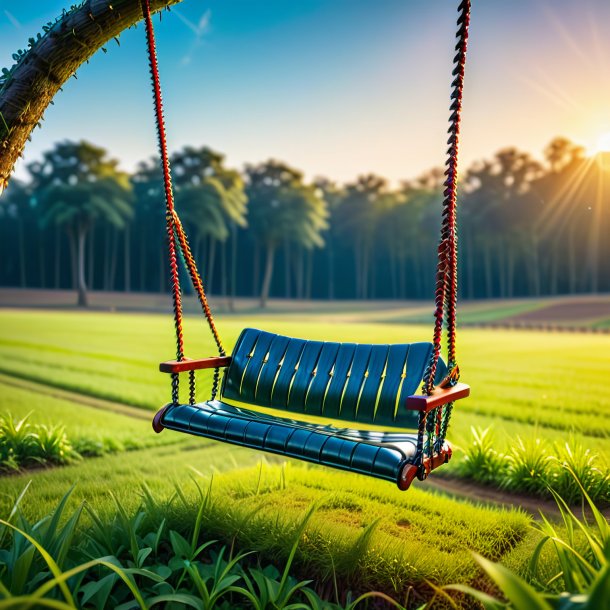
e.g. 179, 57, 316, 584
17, 219, 26, 288
220, 237, 227, 297
77, 225, 89, 307
88, 226, 95, 289
124, 227, 131, 291
54, 226, 61, 289
284, 239, 291, 298
67, 228, 77, 290
109, 229, 118, 291
229, 223, 237, 311
207, 237, 216, 295
260, 243, 275, 308
327, 240, 334, 300
0, 0, 183, 192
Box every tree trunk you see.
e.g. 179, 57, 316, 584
38, 235, 46, 288
17, 219, 26, 288
260, 243, 275, 308
506, 245, 515, 299
0, 0, 184, 190
483, 241, 493, 299
159, 248, 165, 293
109, 229, 118, 291
220, 237, 227, 297
253, 243, 260, 297
327, 240, 334, 300
567, 230, 577, 293
67, 228, 77, 290
124, 227, 131, 292
103, 225, 111, 290
77, 225, 88, 307
305, 249, 313, 300
54, 227, 61, 289
284, 240, 291, 298
295, 247, 304, 299
207, 237, 217, 295
88, 226, 95, 290
229, 223, 237, 311
139, 233, 146, 291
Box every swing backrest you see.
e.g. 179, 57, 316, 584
221, 328, 447, 428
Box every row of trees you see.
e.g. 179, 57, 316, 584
1, 137, 609, 305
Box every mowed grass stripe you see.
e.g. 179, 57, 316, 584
0, 309, 607, 459
0, 380, 182, 452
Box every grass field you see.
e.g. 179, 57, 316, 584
0, 305, 608, 606
0, 308, 608, 461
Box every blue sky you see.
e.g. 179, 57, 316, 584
2, 0, 610, 184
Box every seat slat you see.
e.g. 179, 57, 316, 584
221, 328, 448, 427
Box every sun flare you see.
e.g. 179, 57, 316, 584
592, 131, 610, 155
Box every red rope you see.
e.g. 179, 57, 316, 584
140, 0, 184, 398
141, 0, 227, 402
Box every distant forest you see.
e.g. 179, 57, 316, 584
1, 136, 609, 305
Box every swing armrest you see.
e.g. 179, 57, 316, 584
406, 383, 470, 414
159, 356, 232, 373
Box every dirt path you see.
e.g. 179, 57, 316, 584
0, 371, 152, 421
2, 371, 607, 520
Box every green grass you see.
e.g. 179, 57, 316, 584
0, 459, 533, 604
0, 309, 607, 464
1, 305, 607, 605
0, 381, 181, 456
384, 300, 547, 325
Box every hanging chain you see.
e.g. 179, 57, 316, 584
141, 0, 226, 403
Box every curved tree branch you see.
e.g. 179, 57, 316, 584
0, 0, 183, 193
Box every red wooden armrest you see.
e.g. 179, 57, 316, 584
406, 382, 470, 413
159, 356, 232, 373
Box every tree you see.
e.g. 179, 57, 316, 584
335, 174, 388, 299
171, 147, 247, 294
0, 179, 31, 288
313, 178, 344, 299
246, 161, 327, 307
131, 159, 166, 292
0, 0, 184, 190
29, 141, 133, 306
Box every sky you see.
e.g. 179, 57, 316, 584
2, 0, 610, 185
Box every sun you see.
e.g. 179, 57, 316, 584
592, 131, 610, 155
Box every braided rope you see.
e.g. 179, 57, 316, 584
141, 0, 225, 403
141, 0, 184, 405
423, 0, 470, 396
416, 0, 470, 477
172, 211, 226, 399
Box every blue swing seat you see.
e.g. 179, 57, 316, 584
154, 328, 464, 489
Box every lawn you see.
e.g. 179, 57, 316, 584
0, 308, 607, 462
0, 306, 608, 606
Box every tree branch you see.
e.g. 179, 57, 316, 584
0, 0, 184, 193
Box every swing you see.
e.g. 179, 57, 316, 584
143, 0, 471, 490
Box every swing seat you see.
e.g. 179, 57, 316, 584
154, 328, 469, 489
